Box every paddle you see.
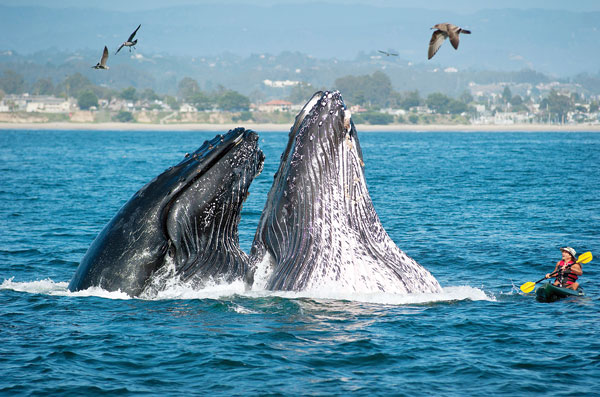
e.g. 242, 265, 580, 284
520, 251, 592, 293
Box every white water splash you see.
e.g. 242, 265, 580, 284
0, 277, 132, 300
1, 276, 494, 304
251, 251, 276, 290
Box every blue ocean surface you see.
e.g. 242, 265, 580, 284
1, 129, 599, 396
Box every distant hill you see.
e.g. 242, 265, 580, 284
2, 48, 600, 101
0, 3, 599, 76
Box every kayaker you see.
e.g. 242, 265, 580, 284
545, 247, 582, 290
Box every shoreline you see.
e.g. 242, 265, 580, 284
1, 121, 600, 132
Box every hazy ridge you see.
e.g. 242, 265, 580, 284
1, 4, 599, 98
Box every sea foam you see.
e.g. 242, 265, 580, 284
1, 277, 494, 304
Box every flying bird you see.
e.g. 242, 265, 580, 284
115, 24, 141, 54
92, 46, 109, 69
378, 50, 398, 57
428, 23, 471, 60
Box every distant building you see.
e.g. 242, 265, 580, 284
263, 79, 300, 88
258, 100, 292, 112
350, 104, 367, 113
179, 103, 197, 113
26, 96, 74, 113
381, 108, 406, 116
474, 104, 486, 113
411, 105, 433, 114
0, 94, 74, 113
107, 98, 129, 112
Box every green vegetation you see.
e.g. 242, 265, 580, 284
113, 111, 134, 122
140, 88, 160, 101
32, 78, 54, 95
0, 70, 25, 94
232, 111, 253, 122
333, 72, 470, 115
77, 90, 98, 110
178, 77, 200, 100
539, 89, 573, 123
217, 90, 250, 111
176, 77, 251, 111
352, 112, 394, 125
188, 92, 212, 111
425, 93, 468, 114
250, 111, 295, 124
335, 71, 393, 108
119, 87, 137, 101
56, 73, 94, 98
164, 96, 180, 111
400, 91, 422, 110
287, 82, 320, 104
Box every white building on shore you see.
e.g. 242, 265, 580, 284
0, 94, 75, 113
257, 99, 293, 112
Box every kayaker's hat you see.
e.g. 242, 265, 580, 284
560, 247, 576, 260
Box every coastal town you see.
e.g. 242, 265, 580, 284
1, 68, 599, 128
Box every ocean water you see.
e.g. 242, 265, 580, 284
1, 129, 599, 396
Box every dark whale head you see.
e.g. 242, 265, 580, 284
69, 128, 264, 297
250, 91, 441, 294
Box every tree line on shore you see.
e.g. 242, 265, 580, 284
1, 68, 598, 125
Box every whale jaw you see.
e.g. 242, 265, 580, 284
69, 128, 264, 297
251, 91, 442, 294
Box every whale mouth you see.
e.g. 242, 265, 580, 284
278, 91, 359, 177
174, 128, 252, 183
251, 90, 368, 290
162, 128, 264, 279
294, 90, 352, 135
251, 91, 441, 294
142, 127, 266, 291
290, 91, 324, 135
69, 127, 264, 297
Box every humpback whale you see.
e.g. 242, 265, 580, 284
250, 91, 442, 294
69, 128, 264, 297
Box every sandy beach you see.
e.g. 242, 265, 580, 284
1, 122, 600, 132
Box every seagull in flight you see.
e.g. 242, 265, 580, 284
428, 23, 471, 60
92, 46, 109, 69
115, 24, 141, 54
378, 50, 398, 57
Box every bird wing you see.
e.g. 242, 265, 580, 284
115, 43, 125, 55
447, 25, 461, 49
128, 24, 141, 42
428, 30, 446, 59
378, 50, 388, 55
101, 46, 109, 66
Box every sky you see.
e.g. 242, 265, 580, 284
1, 0, 598, 76
2, 0, 600, 12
